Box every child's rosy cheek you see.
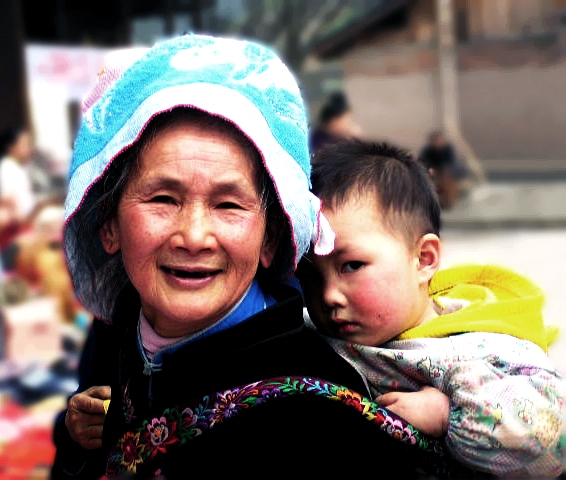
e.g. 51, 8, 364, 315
350, 283, 380, 311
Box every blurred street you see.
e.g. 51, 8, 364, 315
443, 181, 566, 229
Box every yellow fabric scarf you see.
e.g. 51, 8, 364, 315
398, 264, 558, 352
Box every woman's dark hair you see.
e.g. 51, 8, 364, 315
311, 139, 441, 243
79, 107, 289, 283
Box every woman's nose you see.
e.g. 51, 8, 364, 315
170, 205, 215, 252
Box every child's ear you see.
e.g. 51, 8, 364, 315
415, 233, 441, 283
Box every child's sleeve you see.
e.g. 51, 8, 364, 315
441, 335, 564, 477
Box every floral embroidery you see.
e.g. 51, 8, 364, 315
210, 386, 255, 425
106, 376, 450, 477
335, 388, 365, 411
122, 381, 135, 423
117, 432, 143, 471
144, 415, 180, 458
381, 415, 418, 445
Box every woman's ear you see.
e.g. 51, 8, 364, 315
415, 233, 441, 284
259, 217, 281, 269
100, 219, 121, 254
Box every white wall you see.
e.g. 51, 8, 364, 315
24, 45, 111, 175
344, 71, 438, 155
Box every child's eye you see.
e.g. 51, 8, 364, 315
342, 261, 364, 273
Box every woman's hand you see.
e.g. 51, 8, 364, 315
378, 386, 449, 437
65, 386, 111, 449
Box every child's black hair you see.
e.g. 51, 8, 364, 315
311, 139, 441, 243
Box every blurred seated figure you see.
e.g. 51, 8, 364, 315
0, 126, 36, 224
419, 130, 471, 210
309, 90, 362, 158
0, 126, 37, 270
14, 202, 81, 326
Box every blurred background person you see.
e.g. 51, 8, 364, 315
0, 126, 36, 223
418, 130, 472, 210
309, 90, 362, 158
13, 201, 81, 326
0, 125, 37, 271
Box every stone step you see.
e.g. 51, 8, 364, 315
480, 159, 566, 181
441, 181, 566, 229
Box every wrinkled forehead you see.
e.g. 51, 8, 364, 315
165, 111, 258, 153
129, 109, 265, 184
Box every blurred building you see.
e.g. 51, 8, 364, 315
21, 0, 217, 46
3, 0, 217, 177
6, 0, 566, 180
4, 1, 377, 139
311, 0, 566, 179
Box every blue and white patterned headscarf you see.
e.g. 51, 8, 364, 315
64, 34, 334, 320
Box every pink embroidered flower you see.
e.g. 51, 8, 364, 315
381, 415, 417, 445
144, 416, 179, 458
181, 407, 198, 428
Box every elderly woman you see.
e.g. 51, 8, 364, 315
51, 35, 453, 480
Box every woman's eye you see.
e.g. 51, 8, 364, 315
217, 201, 242, 209
150, 195, 176, 204
342, 261, 364, 273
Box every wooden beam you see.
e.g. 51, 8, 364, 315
435, 0, 485, 181
0, 0, 29, 131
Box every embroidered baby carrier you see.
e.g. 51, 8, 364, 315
105, 376, 465, 478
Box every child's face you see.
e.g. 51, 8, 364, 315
301, 194, 434, 346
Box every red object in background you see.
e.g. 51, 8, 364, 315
0, 399, 56, 480
0, 220, 22, 250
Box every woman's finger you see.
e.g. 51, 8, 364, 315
69, 389, 110, 415
85, 385, 111, 400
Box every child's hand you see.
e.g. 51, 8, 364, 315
378, 386, 449, 437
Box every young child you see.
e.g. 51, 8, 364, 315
298, 140, 564, 478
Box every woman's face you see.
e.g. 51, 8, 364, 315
101, 120, 278, 337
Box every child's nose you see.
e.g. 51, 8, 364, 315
322, 278, 347, 309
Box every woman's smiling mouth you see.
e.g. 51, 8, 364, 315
161, 266, 222, 279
